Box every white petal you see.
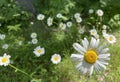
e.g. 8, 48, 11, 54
100, 48, 109, 54
90, 37, 96, 48
71, 54, 83, 58
76, 62, 82, 69
89, 66, 94, 76
82, 39, 87, 50
96, 61, 106, 70
94, 39, 100, 48
98, 53, 110, 58
73, 43, 86, 54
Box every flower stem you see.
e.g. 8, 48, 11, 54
9, 64, 32, 79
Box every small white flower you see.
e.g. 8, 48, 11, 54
33, 46, 45, 57
51, 54, 61, 64
96, 9, 104, 16
94, 34, 99, 39
0, 34, 6, 40
56, 13, 62, 18
74, 13, 80, 18
47, 17, 53, 26
102, 30, 107, 34
18, 41, 23, 46
2, 44, 9, 49
37, 14, 45, 20
103, 33, 109, 39
106, 35, 116, 44
32, 38, 38, 44
31, 33, 37, 39
90, 29, 97, 36
102, 25, 107, 29
89, 9, 94, 14
59, 22, 66, 30
71, 37, 110, 76
66, 21, 72, 27
30, 22, 34, 25
0, 53, 11, 66
76, 17, 82, 23
78, 27, 85, 34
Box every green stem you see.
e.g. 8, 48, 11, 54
9, 64, 32, 79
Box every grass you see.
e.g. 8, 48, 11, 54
0, 27, 120, 82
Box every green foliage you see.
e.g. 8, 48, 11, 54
0, 0, 120, 82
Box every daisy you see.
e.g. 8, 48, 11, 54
2, 44, 9, 49
71, 37, 110, 76
102, 25, 107, 30
59, 22, 66, 30
90, 29, 97, 36
0, 53, 11, 66
78, 27, 85, 34
76, 17, 82, 23
106, 35, 116, 44
56, 13, 62, 18
66, 21, 72, 27
51, 54, 61, 64
31, 38, 38, 44
31, 32, 37, 39
74, 13, 80, 18
96, 9, 104, 16
89, 9, 94, 14
0, 34, 6, 40
37, 14, 45, 20
47, 17, 53, 26
33, 46, 45, 57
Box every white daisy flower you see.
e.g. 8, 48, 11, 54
18, 41, 23, 46
56, 13, 62, 18
74, 13, 80, 18
102, 30, 107, 35
96, 9, 104, 16
71, 37, 110, 76
2, 44, 9, 49
47, 17, 53, 26
78, 27, 85, 34
30, 22, 34, 25
89, 9, 94, 14
59, 22, 66, 30
106, 35, 116, 44
90, 29, 97, 36
103, 33, 109, 39
94, 34, 99, 39
0, 34, 6, 40
66, 21, 72, 27
76, 17, 82, 23
37, 14, 45, 20
31, 32, 37, 39
51, 54, 61, 64
0, 53, 11, 66
31, 38, 38, 44
102, 25, 107, 29
33, 46, 45, 57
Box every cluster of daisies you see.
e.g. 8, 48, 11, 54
90, 25, 116, 44
30, 32, 38, 44
33, 46, 61, 64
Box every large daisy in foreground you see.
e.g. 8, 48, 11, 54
71, 37, 110, 76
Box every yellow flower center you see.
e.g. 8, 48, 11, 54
109, 37, 113, 41
2, 57, 8, 63
54, 56, 59, 61
37, 49, 42, 53
91, 32, 95, 35
84, 50, 98, 64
